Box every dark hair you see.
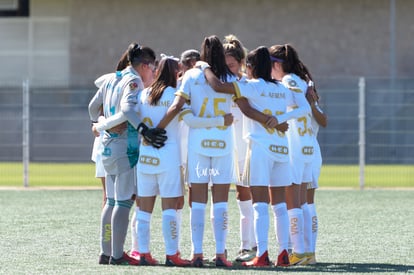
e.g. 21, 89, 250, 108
180, 49, 200, 68
126, 42, 156, 67
246, 46, 276, 84
148, 58, 179, 106
116, 49, 129, 71
223, 34, 246, 64
268, 44, 313, 82
200, 35, 233, 81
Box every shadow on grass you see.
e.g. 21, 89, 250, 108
285, 262, 414, 273
200, 262, 414, 273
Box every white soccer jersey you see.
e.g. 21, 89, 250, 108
281, 73, 314, 162
176, 68, 237, 157
88, 66, 143, 175
136, 86, 181, 174
232, 75, 247, 175
234, 78, 291, 162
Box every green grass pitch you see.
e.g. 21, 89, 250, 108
0, 189, 413, 274
1, 162, 413, 188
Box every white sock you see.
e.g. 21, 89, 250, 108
237, 199, 255, 250
288, 208, 305, 254
288, 236, 293, 253
190, 202, 206, 254
176, 209, 183, 252
212, 202, 228, 254
253, 202, 269, 257
272, 202, 290, 253
302, 203, 312, 253
162, 209, 178, 256
137, 210, 151, 253
308, 203, 318, 253
130, 206, 139, 252
210, 200, 215, 240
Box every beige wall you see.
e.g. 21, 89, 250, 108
69, 0, 414, 86
1, 0, 413, 86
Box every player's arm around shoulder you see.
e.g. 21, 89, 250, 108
306, 85, 328, 127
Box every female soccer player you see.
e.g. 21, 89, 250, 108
269, 43, 314, 266
304, 80, 328, 264
88, 42, 166, 265
199, 45, 313, 267
222, 34, 256, 263
92, 49, 157, 260
91, 50, 130, 209
155, 35, 249, 267
133, 56, 193, 266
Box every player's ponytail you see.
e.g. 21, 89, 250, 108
127, 43, 156, 67
116, 49, 129, 71
269, 43, 311, 82
223, 34, 246, 64
247, 46, 275, 84
201, 35, 232, 81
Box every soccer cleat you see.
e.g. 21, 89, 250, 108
98, 254, 110, 265
275, 249, 290, 267
140, 253, 159, 266
165, 253, 191, 267
191, 256, 204, 267
235, 249, 256, 262
288, 252, 308, 266
212, 249, 228, 262
202, 256, 209, 264
109, 252, 140, 265
304, 252, 317, 265
215, 257, 233, 267
242, 250, 270, 267
130, 250, 140, 259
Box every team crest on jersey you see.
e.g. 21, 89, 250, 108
129, 82, 138, 90
288, 80, 297, 87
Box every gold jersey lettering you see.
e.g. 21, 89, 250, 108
104, 223, 111, 242
201, 139, 226, 149
269, 145, 289, 155
222, 211, 228, 230
268, 92, 285, 99
302, 146, 314, 155
170, 220, 177, 240
312, 216, 318, 233
290, 217, 299, 235
198, 97, 228, 130
158, 100, 171, 107
139, 155, 160, 166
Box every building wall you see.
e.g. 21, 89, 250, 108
0, 0, 70, 85
1, 0, 413, 85
69, 0, 414, 85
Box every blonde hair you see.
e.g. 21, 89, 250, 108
223, 34, 248, 71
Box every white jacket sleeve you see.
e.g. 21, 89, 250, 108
181, 110, 224, 128
276, 87, 311, 123
94, 113, 127, 131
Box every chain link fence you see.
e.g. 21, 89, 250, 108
0, 77, 413, 187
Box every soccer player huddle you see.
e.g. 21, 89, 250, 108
88, 34, 327, 268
